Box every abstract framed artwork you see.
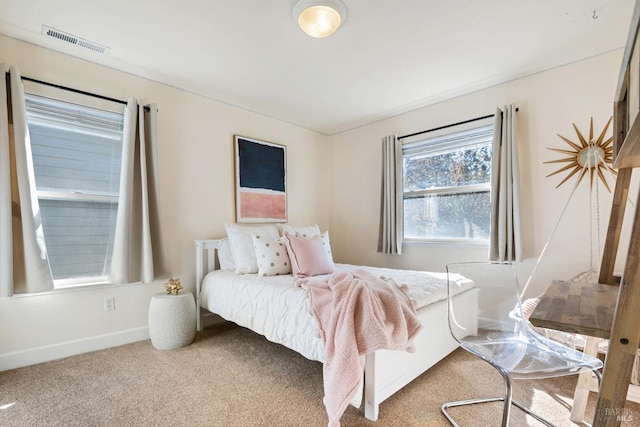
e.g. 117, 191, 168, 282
234, 135, 287, 223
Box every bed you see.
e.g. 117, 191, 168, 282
195, 231, 477, 423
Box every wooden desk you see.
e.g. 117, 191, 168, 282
529, 280, 620, 423
529, 280, 619, 340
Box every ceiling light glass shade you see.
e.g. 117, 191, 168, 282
292, 0, 348, 38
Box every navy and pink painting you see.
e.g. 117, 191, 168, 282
236, 137, 286, 222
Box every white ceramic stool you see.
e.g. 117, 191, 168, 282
148, 292, 196, 350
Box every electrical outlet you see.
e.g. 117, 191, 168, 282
104, 296, 115, 311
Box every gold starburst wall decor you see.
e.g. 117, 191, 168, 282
544, 116, 616, 192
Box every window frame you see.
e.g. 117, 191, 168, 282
23, 90, 125, 289
401, 124, 493, 245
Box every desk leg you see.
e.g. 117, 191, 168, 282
571, 336, 599, 423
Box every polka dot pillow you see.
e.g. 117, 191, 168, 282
252, 234, 292, 276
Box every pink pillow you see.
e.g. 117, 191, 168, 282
283, 232, 334, 278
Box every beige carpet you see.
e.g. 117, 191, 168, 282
1, 323, 638, 426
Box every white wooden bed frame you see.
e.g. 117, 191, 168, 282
195, 239, 477, 421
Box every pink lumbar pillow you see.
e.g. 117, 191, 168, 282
283, 231, 334, 278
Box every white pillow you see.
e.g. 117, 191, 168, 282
278, 223, 321, 238
252, 235, 292, 276
217, 238, 236, 272
225, 223, 279, 274
320, 231, 335, 269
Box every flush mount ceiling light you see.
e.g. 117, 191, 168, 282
292, 0, 347, 38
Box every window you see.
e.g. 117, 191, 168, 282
24, 93, 124, 286
402, 125, 493, 243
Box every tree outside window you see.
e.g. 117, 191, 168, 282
403, 126, 492, 242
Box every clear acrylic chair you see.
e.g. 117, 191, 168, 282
442, 262, 603, 427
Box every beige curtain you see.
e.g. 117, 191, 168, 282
108, 99, 166, 284
377, 134, 403, 255
489, 104, 522, 262
0, 65, 54, 296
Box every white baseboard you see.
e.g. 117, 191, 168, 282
0, 327, 149, 371
626, 384, 640, 403
2, 315, 227, 372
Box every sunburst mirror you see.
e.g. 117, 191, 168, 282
544, 116, 616, 192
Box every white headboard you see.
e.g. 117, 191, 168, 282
194, 239, 222, 330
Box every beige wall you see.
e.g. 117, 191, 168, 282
0, 35, 331, 368
1, 34, 637, 370
328, 48, 637, 299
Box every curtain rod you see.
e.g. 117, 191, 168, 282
6, 72, 150, 111
20, 74, 127, 105
397, 108, 519, 140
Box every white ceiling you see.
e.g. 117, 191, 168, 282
0, 0, 636, 135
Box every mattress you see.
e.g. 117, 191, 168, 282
200, 263, 472, 363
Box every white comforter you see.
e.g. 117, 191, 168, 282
200, 263, 470, 363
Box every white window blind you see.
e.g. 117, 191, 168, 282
25, 94, 124, 285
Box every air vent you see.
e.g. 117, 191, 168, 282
42, 25, 110, 55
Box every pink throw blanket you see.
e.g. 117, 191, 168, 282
296, 269, 422, 427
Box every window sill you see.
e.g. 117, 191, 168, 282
403, 238, 489, 247
9, 280, 146, 298
54, 276, 110, 289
